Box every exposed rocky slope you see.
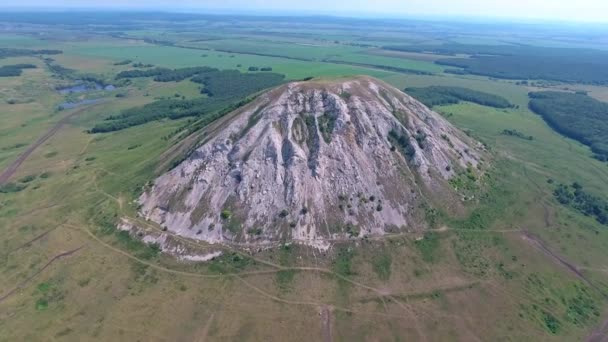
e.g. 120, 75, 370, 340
138, 76, 484, 249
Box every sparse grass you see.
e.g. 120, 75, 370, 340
371, 249, 392, 281
414, 232, 441, 263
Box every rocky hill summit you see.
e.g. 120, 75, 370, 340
138, 76, 484, 249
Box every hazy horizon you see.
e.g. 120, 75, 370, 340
1, 0, 608, 24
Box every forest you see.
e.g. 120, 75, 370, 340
385, 44, 608, 84
0, 63, 36, 77
0, 47, 62, 59
528, 91, 608, 161
91, 69, 284, 132
405, 86, 511, 108
115, 66, 217, 82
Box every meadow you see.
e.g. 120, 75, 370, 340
0, 14, 608, 341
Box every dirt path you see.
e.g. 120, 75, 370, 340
588, 318, 608, 342
0, 103, 103, 185
320, 305, 332, 342
521, 231, 606, 297
0, 246, 83, 304
196, 313, 215, 342
5, 223, 61, 256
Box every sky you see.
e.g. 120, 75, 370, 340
3, 0, 608, 23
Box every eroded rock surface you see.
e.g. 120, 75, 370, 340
139, 76, 484, 249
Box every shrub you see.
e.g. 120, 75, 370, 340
220, 210, 232, 220
0, 183, 27, 193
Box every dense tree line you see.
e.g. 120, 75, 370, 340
91, 70, 284, 133
113, 59, 132, 65
528, 91, 608, 161
115, 66, 216, 82
405, 86, 511, 108
0, 64, 36, 77
554, 183, 608, 225
43, 58, 75, 77
436, 56, 608, 85
0, 48, 62, 59
501, 129, 533, 141
91, 97, 233, 132
384, 44, 608, 84
191, 70, 284, 97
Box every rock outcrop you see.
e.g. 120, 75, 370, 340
139, 76, 484, 249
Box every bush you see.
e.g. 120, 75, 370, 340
0, 182, 27, 193
220, 210, 232, 220
501, 129, 534, 140
388, 130, 416, 159
18, 174, 36, 183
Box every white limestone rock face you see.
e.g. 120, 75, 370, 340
139, 76, 484, 249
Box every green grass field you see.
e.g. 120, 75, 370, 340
1, 18, 608, 341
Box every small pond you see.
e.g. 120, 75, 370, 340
58, 98, 102, 110
57, 82, 115, 95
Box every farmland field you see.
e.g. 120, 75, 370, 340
0, 12, 608, 341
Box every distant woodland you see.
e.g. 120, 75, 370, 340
405, 86, 511, 108
0, 64, 36, 77
528, 91, 608, 161
385, 44, 608, 84
91, 67, 284, 132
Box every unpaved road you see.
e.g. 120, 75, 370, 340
588, 318, 608, 342
196, 313, 215, 342
0, 103, 102, 185
320, 305, 332, 342
521, 231, 595, 289
0, 246, 83, 304
522, 231, 608, 341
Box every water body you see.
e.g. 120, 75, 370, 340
58, 98, 102, 110
57, 82, 115, 95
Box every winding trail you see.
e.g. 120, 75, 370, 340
521, 231, 606, 298
0, 102, 103, 185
